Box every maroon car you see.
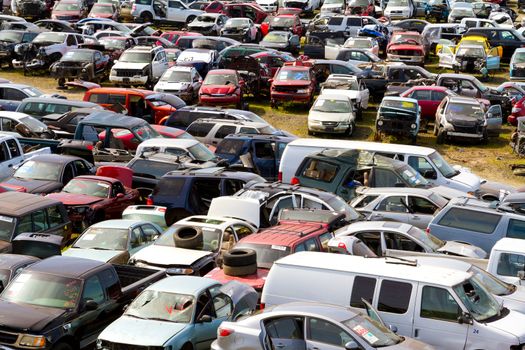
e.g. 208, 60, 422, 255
88, 3, 118, 20
51, 0, 87, 22
198, 69, 245, 108
47, 166, 139, 231
270, 62, 316, 108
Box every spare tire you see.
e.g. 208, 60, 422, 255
173, 226, 203, 249
223, 249, 257, 267
223, 263, 257, 277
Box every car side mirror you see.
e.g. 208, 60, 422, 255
116, 193, 124, 198
518, 270, 525, 280
423, 169, 437, 180
113, 60, 119, 64
394, 182, 406, 187
345, 341, 361, 350
389, 325, 398, 333
457, 312, 473, 325
198, 314, 213, 323
84, 299, 98, 311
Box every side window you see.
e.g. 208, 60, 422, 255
47, 206, 64, 228
376, 196, 408, 213
187, 122, 214, 138
500, 30, 517, 40
130, 227, 143, 248
74, 160, 91, 176
332, 64, 350, 75
5, 88, 26, 101
223, 179, 244, 195
352, 195, 378, 208
98, 268, 120, 299
408, 156, 434, 174
377, 280, 412, 314
15, 215, 32, 236
497, 252, 525, 277
420, 286, 461, 322
372, 168, 400, 187
32, 209, 50, 231
318, 232, 332, 250
301, 159, 338, 183
6, 139, 20, 158
254, 142, 275, 159
240, 127, 257, 134
141, 224, 160, 242
94, 52, 102, 61
408, 196, 438, 215
432, 91, 447, 101
82, 275, 105, 304
437, 208, 501, 234
384, 231, 425, 252
0, 141, 9, 162
507, 219, 525, 239
209, 286, 233, 318
232, 223, 253, 240
355, 232, 381, 255
215, 125, 237, 139
1, 118, 15, 132
112, 182, 125, 196
66, 35, 77, 46
265, 317, 304, 341
410, 90, 431, 100
300, 238, 320, 252
62, 164, 74, 184
307, 318, 355, 347
350, 276, 377, 308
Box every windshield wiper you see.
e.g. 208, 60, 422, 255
146, 317, 180, 323
444, 170, 460, 179
126, 314, 146, 320
91, 247, 112, 250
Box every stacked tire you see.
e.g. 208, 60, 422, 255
173, 226, 203, 249
223, 249, 257, 277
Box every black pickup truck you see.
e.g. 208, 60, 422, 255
0, 256, 165, 350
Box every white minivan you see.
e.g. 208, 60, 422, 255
278, 139, 481, 193
261, 252, 525, 350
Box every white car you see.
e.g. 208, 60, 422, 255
131, 0, 204, 25
384, 0, 416, 19
256, 0, 278, 12
321, 0, 345, 12
307, 93, 356, 135
325, 37, 379, 59
448, 2, 475, 22
320, 73, 370, 119
187, 13, 229, 36
154, 65, 202, 102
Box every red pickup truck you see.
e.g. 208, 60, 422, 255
205, 209, 346, 293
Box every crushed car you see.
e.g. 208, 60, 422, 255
375, 96, 421, 143
50, 48, 110, 87
438, 43, 500, 78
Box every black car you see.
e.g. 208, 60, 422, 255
165, 106, 268, 130
0, 254, 39, 291
49, 48, 110, 87
0, 154, 94, 194
0, 30, 39, 68
466, 28, 525, 61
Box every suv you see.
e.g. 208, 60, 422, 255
0, 192, 72, 251
164, 106, 268, 130
434, 95, 502, 144
270, 63, 316, 108
186, 118, 278, 146
428, 196, 525, 253
109, 45, 168, 89
215, 133, 296, 181
150, 167, 265, 225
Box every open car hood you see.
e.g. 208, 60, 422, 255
145, 93, 186, 109
208, 196, 260, 229
64, 80, 102, 90
220, 280, 258, 319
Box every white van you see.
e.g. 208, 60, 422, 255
262, 252, 525, 350
278, 138, 481, 193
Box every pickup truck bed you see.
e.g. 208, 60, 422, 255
116, 264, 165, 294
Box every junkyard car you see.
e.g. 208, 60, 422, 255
438, 43, 500, 78
268, 14, 304, 36
0, 31, 39, 69
188, 13, 229, 36
63, 219, 162, 263
50, 48, 110, 87
320, 73, 370, 119
98, 276, 258, 350
510, 48, 525, 81
88, 3, 118, 20
220, 18, 260, 43
175, 48, 218, 78
12, 0, 49, 19
308, 93, 356, 136
270, 63, 316, 107
51, 0, 88, 22
260, 31, 301, 55
400, 86, 456, 123
448, 2, 475, 22
387, 31, 426, 66
376, 97, 421, 143
198, 69, 245, 109
154, 66, 202, 103
0, 254, 39, 290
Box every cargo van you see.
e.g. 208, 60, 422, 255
278, 138, 481, 193
261, 252, 525, 350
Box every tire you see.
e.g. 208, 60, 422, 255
223, 263, 257, 277
181, 343, 193, 350
223, 248, 257, 267
173, 226, 203, 249
186, 15, 196, 24
57, 77, 66, 88
141, 11, 153, 23
436, 127, 445, 144
356, 108, 363, 121
433, 122, 438, 136
51, 342, 73, 350
346, 121, 355, 136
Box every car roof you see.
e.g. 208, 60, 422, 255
244, 182, 336, 200
381, 96, 418, 104
238, 222, 325, 246
276, 252, 471, 287
339, 221, 414, 235
0, 111, 34, 121
138, 138, 199, 148
193, 118, 268, 127
148, 276, 217, 294
20, 98, 97, 107
90, 219, 149, 229
270, 302, 358, 322
492, 237, 525, 253
167, 66, 194, 72
27, 256, 104, 278
81, 111, 148, 129
26, 153, 82, 164
0, 254, 39, 269
223, 133, 295, 142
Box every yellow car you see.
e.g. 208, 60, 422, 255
435, 35, 503, 58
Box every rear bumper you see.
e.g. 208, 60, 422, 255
308, 122, 348, 133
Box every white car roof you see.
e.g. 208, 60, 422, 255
492, 238, 525, 254
137, 138, 199, 149
0, 111, 32, 122
336, 221, 415, 236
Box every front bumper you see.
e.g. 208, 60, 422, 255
447, 131, 484, 139
377, 119, 418, 136
12, 58, 46, 69
271, 91, 311, 102
110, 75, 148, 85
308, 121, 349, 133
387, 54, 424, 65
199, 94, 240, 106
221, 33, 247, 42
385, 11, 408, 19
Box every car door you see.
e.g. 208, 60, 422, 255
458, 79, 478, 98
430, 91, 447, 120
46, 205, 70, 238
359, 80, 370, 109
0, 140, 13, 174
437, 45, 455, 69
370, 195, 411, 224
305, 317, 362, 350
193, 289, 223, 350
498, 30, 521, 59
409, 89, 432, 119
251, 140, 276, 179
354, 231, 383, 256
262, 316, 307, 350
374, 279, 415, 336
167, 0, 185, 21
406, 195, 439, 229
413, 284, 468, 349
485, 104, 502, 137
76, 274, 109, 342
486, 47, 500, 70
93, 51, 105, 74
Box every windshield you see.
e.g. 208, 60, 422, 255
0, 216, 15, 242
120, 51, 150, 63
225, 18, 249, 27
514, 52, 525, 64
133, 125, 160, 141
446, 102, 485, 120
263, 32, 288, 43
277, 69, 309, 81
468, 266, 515, 297
177, 50, 212, 63
312, 98, 350, 113
382, 99, 418, 111
391, 33, 421, 45
34, 32, 66, 44
451, 8, 473, 15
408, 226, 444, 250
203, 73, 238, 85
0, 31, 23, 43
388, 0, 408, 5
20, 116, 47, 132
92, 4, 113, 13
271, 17, 294, 26
156, 224, 221, 252
55, 2, 79, 10
343, 314, 402, 347
196, 15, 216, 22
100, 38, 126, 50
62, 50, 92, 62
398, 164, 429, 187
235, 243, 290, 269
345, 38, 372, 48
62, 179, 110, 198
73, 227, 128, 250
456, 46, 484, 57
453, 277, 501, 322
2, 272, 81, 309
14, 160, 60, 181
188, 143, 216, 161
125, 290, 194, 323
325, 0, 343, 4
161, 70, 191, 82
428, 151, 458, 178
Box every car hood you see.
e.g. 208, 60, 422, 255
155, 81, 190, 91
99, 316, 188, 346
450, 169, 481, 191
189, 22, 214, 28
309, 110, 353, 121
201, 84, 237, 95
62, 248, 123, 262
1, 178, 62, 194
261, 41, 288, 49
385, 5, 409, 11
500, 285, 525, 312
46, 193, 104, 206
388, 337, 435, 350
272, 80, 310, 87
437, 240, 487, 259
131, 245, 211, 267
90, 13, 114, 18
53, 10, 81, 15
0, 300, 67, 332
113, 62, 149, 70
486, 309, 525, 343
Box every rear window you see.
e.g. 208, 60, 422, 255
300, 158, 338, 183
87, 93, 126, 105
130, 159, 180, 179
153, 178, 185, 196
437, 207, 501, 234
235, 242, 290, 269
187, 122, 214, 138
507, 218, 525, 239
216, 139, 245, 155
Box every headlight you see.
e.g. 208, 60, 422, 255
166, 267, 194, 275
411, 123, 417, 129
377, 119, 383, 126
128, 258, 136, 265
110, 69, 116, 76
19, 335, 46, 348
513, 107, 522, 113
297, 89, 307, 93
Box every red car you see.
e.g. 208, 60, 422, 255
204, 0, 225, 12
99, 125, 191, 150
46, 166, 139, 231
345, 0, 375, 15
160, 31, 202, 44
268, 14, 304, 36
205, 211, 340, 293
270, 62, 316, 107
51, 0, 87, 21
221, 3, 267, 24
277, 7, 303, 15
251, 50, 296, 77
387, 31, 426, 66
400, 86, 456, 122
198, 69, 245, 108
88, 3, 118, 20
509, 97, 525, 126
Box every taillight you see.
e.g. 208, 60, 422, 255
277, 171, 282, 182
260, 303, 265, 310
146, 197, 153, 205
218, 328, 234, 337
158, 207, 166, 212
131, 3, 136, 10
338, 242, 347, 250
290, 176, 300, 185
425, 228, 430, 234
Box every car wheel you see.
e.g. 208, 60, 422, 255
346, 121, 355, 136
141, 11, 153, 23
436, 127, 446, 144
57, 77, 66, 88
186, 15, 196, 25
433, 121, 438, 136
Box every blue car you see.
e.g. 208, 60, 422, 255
97, 276, 258, 350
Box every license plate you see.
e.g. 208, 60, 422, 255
326, 127, 334, 132
123, 78, 130, 83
